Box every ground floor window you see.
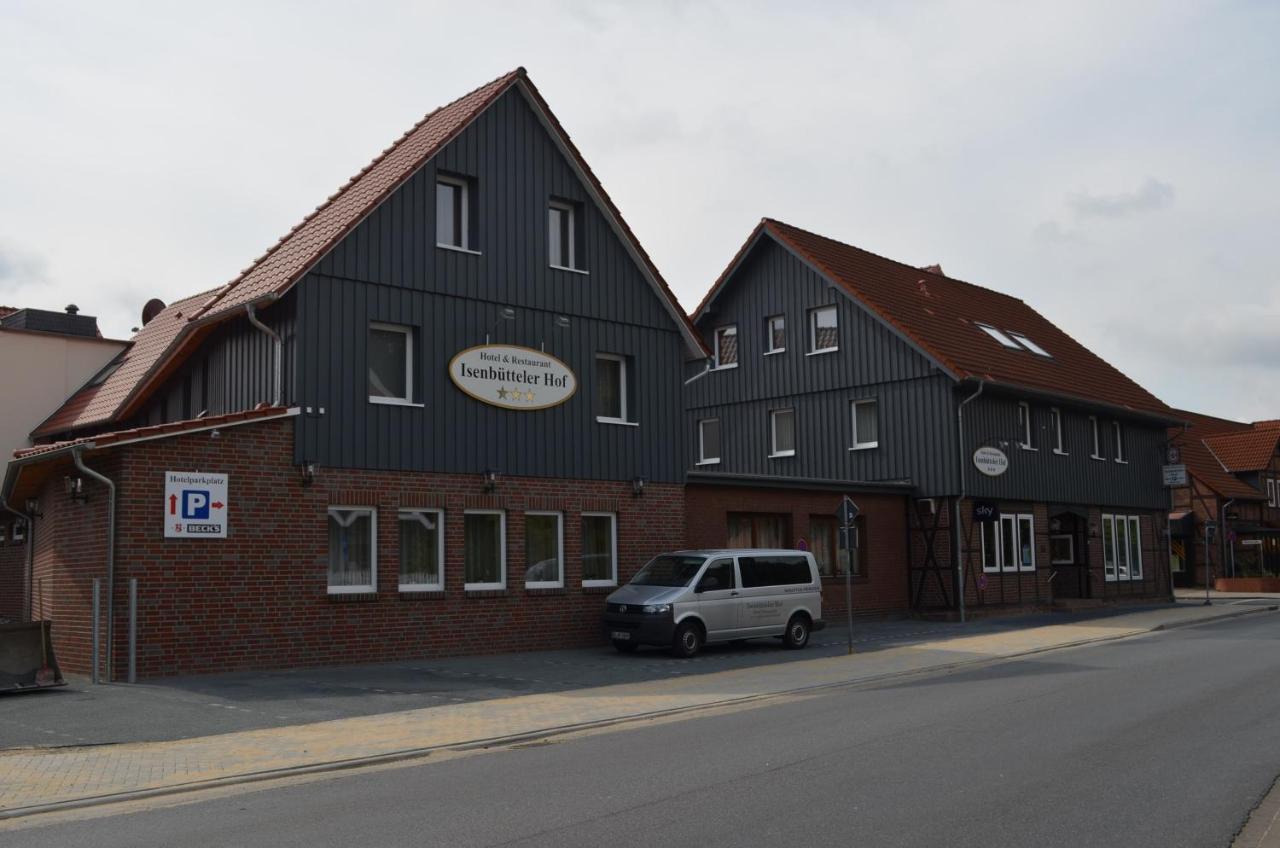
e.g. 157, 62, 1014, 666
1049, 534, 1074, 565
465, 510, 506, 590
727, 512, 790, 548
810, 514, 864, 577
980, 513, 1035, 573
582, 512, 617, 586
525, 511, 564, 588
398, 509, 443, 591
328, 507, 376, 593
12, 519, 25, 542
1102, 514, 1143, 581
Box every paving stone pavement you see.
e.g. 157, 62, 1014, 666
1, 601, 1273, 819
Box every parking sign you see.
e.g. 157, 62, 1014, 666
164, 471, 229, 538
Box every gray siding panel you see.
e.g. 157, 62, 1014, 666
962, 392, 1168, 509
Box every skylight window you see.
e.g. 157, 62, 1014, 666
1009, 332, 1051, 357
976, 324, 1022, 349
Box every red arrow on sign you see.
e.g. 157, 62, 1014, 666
169, 494, 177, 515
211, 501, 225, 510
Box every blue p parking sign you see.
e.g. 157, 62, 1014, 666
182, 490, 210, 520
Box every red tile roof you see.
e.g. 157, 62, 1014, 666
1170, 431, 1264, 500
16, 406, 296, 460
699, 219, 1174, 418
33, 68, 704, 440
0, 306, 16, 320
1172, 408, 1253, 435
1202, 428, 1280, 473
32, 288, 220, 438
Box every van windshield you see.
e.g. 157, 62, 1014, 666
629, 555, 708, 587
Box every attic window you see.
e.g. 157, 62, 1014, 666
1009, 332, 1051, 358
976, 324, 1022, 349
88, 360, 122, 387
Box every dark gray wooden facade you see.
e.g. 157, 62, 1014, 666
689, 233, 1170, 511
139, 86, 689, 483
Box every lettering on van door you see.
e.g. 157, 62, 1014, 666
745, 599, 784, 618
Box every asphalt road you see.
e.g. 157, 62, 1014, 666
11, 612, 1280, 847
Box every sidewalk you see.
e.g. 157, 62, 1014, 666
1, 601, 1274, 820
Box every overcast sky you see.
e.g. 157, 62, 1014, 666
1, 1, 1276, 419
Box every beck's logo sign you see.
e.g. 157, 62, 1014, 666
448, 344, 577, 411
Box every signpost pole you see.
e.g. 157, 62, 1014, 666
836, 497, 860, 656
1204, 523, 1213, 606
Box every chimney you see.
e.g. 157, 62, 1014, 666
65, 304, 79, 315
921, 264, 944, 276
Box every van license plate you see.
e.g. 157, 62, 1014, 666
610, 631, 630, 640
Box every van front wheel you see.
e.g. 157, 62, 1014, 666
783, 614, 811, 650
671, 621, 703, 658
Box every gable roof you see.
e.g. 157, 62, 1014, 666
32, 288, 219, 437
1172, 407, 1253, 435
1202, 428, 1280, 473
1170, 430, 1264, 500
0, 306, 16, 320
696, 219, 1175, 420
34, 68, 704, 440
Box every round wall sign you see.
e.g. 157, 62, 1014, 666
972, 446, 1009, 477
448, 344, 577, 411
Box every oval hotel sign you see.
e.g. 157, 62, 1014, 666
449, 344, 577, 411
973, 446, 1010, 477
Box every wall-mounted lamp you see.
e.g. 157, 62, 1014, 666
631, 476, 646, 498
24, 497, 42, 519
64, 476, 88, 503
209, 428, 221, 440
300, 461, 318, 487
485, 307, 517, 344
483, 468, 499, 493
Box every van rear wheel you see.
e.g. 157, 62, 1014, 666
783, 614, 811, 650
671, 621, 703, 658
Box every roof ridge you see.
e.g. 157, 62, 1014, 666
192, 67, 523, 321
762, 217, 1026, 304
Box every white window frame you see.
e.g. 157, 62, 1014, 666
1102, 514, 1117, 581
807, 306, 839, 354
548, 199, 580, 271
1113, 421, 1127, 463
1089, 415, 1103, 460
697, 417, 721, 465
397, 508, 444, 592
463, 509, 507, 591
977, 324, 1022, 349
523, 511, 564, 590
0, 523, 6, 543
983, 513, 1035, 573
1051, 407, 1066, 455
368, 322, 417, 406
712, 325, 739, 370
327, 506, 377, 595
594, 353, 632, 425
769, 407, 796, 458
436, 175, 470, 251
850, 399, 879, 450
979, 522, 1000, 573
1269, 479, 1277, 508
765, 315, 785, 355
11, 520, 23, 542
1009, 332, 1051, 357
1017, 402, 1036, 451
1128, 515, 1143, 580
581, 511, 618, 588
1049, 533, 1074, 565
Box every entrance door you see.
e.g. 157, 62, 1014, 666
1049, 513, 1089, 599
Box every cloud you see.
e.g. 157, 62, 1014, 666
0, 241, 48, 292
1068, 178, 1176, 219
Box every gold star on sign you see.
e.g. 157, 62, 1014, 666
496, 387, 509, 399
525, 391, 536, 401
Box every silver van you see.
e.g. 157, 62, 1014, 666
602, 549, 824, 657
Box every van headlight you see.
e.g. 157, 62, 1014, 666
643, 604, 671, 615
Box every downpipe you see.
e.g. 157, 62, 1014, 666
73, 448, 116, 682
246, 301, 283, 407
954, 380, 985, 624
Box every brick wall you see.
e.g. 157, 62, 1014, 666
31, 418, 685, 679
684, 484, 909, 618
0, 527, 26, 621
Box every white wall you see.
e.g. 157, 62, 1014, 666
0, 330, 127, 459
